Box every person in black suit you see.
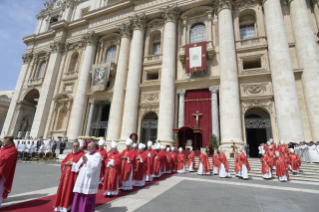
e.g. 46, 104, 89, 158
36, 137, 43, 151
59, 139, 66, 154
52, 140, 57, 153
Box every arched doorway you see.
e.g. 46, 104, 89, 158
245, 108, 272, 158
140, 112, 158, 144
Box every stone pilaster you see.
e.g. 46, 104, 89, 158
177, 89, 186, 128
68, 31, 99, 140
30, 41, 66, 138
85, 100, 95, 136
214, 0, 243, 153
106, 23, 131, 142
209, 86, 219, 142
289, 0, 319, 141
157, 4, 180, 145
120, 14, 147, 141
261, 0, 304, 141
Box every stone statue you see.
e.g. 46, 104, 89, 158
25, 131, 30, 139
20, 119, 28, 132
18, 131, 22, 139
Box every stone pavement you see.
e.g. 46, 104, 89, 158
2, 163, 319, 212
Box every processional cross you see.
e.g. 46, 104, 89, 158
192, 111, 203, 128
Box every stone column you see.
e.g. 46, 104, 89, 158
262, 0, 304, 141
157, 5, 180, 144
289, 0, 319, 141
1, 54, 33, 138
30, 41, 65, 138
209, 86, 219, 142
85, 100, 95, 136
177, 89, 186, 128
214, 1, 243, 149
68, 31, 99, 140
312, 0, 319, 30
120, 14, 147, 141
107, 23, 131, 142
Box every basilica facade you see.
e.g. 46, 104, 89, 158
2, 0, 319, 155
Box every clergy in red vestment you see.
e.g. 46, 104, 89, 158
288, 148, 301, 173
275, 151, 289, 182
54, 141, 85, 212
177, 147, 186, 173
267, 145, 276, 170
134, 143, 147, 187
197, 148, 210, 175
260, 150, 272, 179
146, 141, 156, 181
103, 141, 122, 197
158, 145, 167, 173
165, 147, 172, 174
132, 143, 138, 156
283, 144, 290, 162
0, 136, 18, 208
234, 151, 241, 177
212, 152, 220, 175
239, 148, 250, 180
171, 147, 177, 171
270, 139, 276, 151
97, 138, 108, 183
120, 138, 136, 190
153, 143, 162, 178
187, 147, 195, 172
219, 147, 230, 178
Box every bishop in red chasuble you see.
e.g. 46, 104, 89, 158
134, 143, 147, 187
146, 141, 156, 181
212, 152, 220, 175
288, 148, 301, 173
177, 147, 186, 173
54, 141, 85, 212
97, 138, 108, 182
234, 152, 241, 177
219, 147, 230, 178
275, 151, 289, 182
153, 143, 162, 178
165, 147, 173, 174
260, 150, 272, 179
187, 147, 195, 172
197, 148, 210, 175
120, 138, 136, 190
239, 148, 250, 180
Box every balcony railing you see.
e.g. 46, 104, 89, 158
236, 36, 267, 48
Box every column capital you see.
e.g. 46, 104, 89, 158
117, 23, 132, 38
81, 31, 99, 46
177, 89, 186, 96
213, 0, 233, 14
89, 99, 96, 104
129, 13, 148, 31
22, 53, 33, 64
209, 86, 219, 94
159, 4, 180, 23
50, 41, 66, 53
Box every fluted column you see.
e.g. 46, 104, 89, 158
209, 86, 219, 142
157, 4, 180, 144
214, 0, 243, 149
120, 14, 147, 141
31, 41, 65, 138
262, 0, 304, 141
1, 54, 33, 138
177, 89, 186, 128
85, 100, 95, 136
68, 31, 99, 140
289, 0, 319, 141
107, 23, 131, 142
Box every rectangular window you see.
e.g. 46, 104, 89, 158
152, 43, 161, 55
48, 17, 59, 30
81, 7, 90, 18
147, 72, 159, 80
243, 58, 261, 70
240, 25, 255, 40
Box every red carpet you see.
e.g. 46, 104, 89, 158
1, 173, 175, 212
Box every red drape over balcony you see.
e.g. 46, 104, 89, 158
184, 89, 212, 147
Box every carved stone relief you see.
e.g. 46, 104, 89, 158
242, 99, 273, 114
240, 83, 272, 97
141, 92, 159, 103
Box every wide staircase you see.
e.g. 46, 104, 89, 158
194, 157, 319, 183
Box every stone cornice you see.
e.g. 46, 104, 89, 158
22, 53, 34, 64
81, 31, 99, 46
129, 13, 148, 31
117, 23, 132, 38
159, 4, 181, 23
213, 0, 233, 13
50, 41, 66, 53
234, 0, 260, 7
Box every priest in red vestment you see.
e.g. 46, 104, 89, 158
158, 145, 167, 173
153, 143, 162, 178
234, 151, 241, 177
0, 136, 18, 207
165, 147, 172, 174
219, 147, 230, 178
187, 147, 195, 172
267, 145, 276, 170
103, 141, 122, 197
239, 148, 250, 180
120, 138, 136, 190
212, 152, 220, 175
177, 147, 186, 173
197, 148, 210, 175
275, 151, 289, 182
132, 143, 138, 156
54, 141, 85, 212
134, 143, 147, 186
260, 150, 272, 179
171, 147, 177, 171
270, 139, 276, 151
288, 148, 301, 173
146, 141, 156, 181
97, 138, 108, 183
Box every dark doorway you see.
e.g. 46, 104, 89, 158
245, 109, 272, 158
140, 112, 158, 144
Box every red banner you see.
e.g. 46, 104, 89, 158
185, 42, 207, 74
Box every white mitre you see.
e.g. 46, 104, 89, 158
280, 139, 284, 145
161, 145, 166, 150
98, 138, 106, 146
126, 138, 133, 146
166, 147, 170, 152
156, 143, 161, 149
147, 141, 153, 147
138, 143, 144, 149
111, 140, 118, 148
289, 148, 294, 153
133, 143, 137, 148
179, 147, 183, 152
171, 147, 175, 151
